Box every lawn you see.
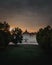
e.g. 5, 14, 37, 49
0, 44, 51, 65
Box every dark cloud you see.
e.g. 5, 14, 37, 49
0, 0, 52, 32
0, 0, 52, 9
0, 0, 52, 14
0, 0, 52, 17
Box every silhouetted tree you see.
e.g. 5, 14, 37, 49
11, 27, 23, 45
0, 30, 11, 48
36, 25, 52, 51
3, 21, 10, 32
0, 21, 11, 48
0, 21, 10, 31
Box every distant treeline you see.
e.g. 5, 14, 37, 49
0, 21, 52, 53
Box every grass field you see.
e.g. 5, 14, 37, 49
0, 44, 51, 65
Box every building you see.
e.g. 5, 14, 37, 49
22, 30, 38, 45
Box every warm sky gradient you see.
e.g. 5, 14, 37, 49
0, 0, 52, 32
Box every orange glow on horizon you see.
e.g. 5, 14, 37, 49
9, 21, 46, 32
9, 23, 46, 32
10, 26, 38, 32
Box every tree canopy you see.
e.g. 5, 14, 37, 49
36, 25, 52, 50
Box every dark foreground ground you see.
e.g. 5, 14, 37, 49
0, 44, 52, 65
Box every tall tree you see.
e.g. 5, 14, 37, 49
0, 21, 11, 48
11, 27, 23, 45
36, 25, 52, 51
3, 21, 10, 32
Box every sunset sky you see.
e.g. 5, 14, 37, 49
0, 0, 52, 32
